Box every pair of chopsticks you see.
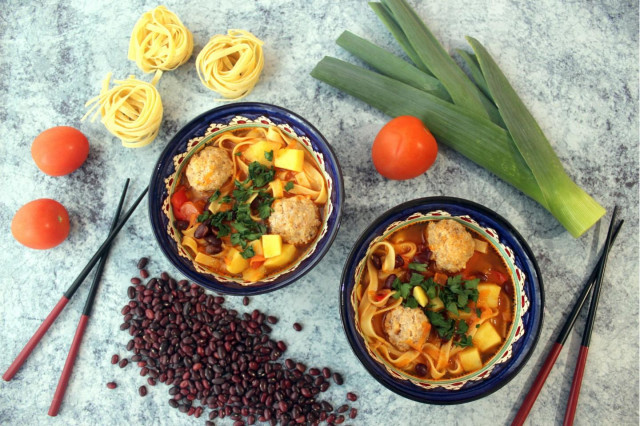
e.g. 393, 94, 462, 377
512, 206, 622, 426
2, 180, 149, 416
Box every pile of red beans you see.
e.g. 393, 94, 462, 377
112, 258, 358, 425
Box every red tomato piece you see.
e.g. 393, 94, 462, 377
31, 126, 89, 176
11, 199, 70, 249
487, 270, 508, 285
171, 186, 189, 220
371, 116, 438, 180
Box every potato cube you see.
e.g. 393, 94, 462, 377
274, 148, 304, 172
243, 141, 281, 166
269, 179, 284, 199
427, 296, 444, 312
264, 244, 297, 269
243, 265, 267, 282
458, 347, 483, 372
413, 286, 428, 307
249, 239, 263, 256
477, 283, 501, 309
226, 248, 249, 274
261, 234, 282, 258
474, 322, 503, 352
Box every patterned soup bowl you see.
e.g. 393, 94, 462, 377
340, 197, 543, 404
149, 103, 343, 295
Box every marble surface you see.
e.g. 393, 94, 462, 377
0, 1, 637, 425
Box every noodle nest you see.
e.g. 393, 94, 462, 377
84, 72, 163, 148
128, 6, 194, 73
195, 29, 265, 100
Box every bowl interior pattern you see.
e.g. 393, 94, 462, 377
340, 197, 543, 404
149, 103, 343, 295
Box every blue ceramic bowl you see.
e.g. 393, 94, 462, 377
149, 103, 343, 295
340, 197, 543, 404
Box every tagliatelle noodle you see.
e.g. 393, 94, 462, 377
195, 29, 265, 100
128, 6, 193, 73
84, 72, 163, 148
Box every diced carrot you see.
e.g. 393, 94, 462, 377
249, 255, 266, 269
434, 272, 448, 286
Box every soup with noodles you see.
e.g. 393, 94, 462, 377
354, 218, 514, 380
169, 125, 329, 283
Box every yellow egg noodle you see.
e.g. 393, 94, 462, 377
195, 30, 265, 100
128, 6, 193, 73
83, 72, 163, 148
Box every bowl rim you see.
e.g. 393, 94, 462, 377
148, 102, 344, 295
339, 196, 544, 404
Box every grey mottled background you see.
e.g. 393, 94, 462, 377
0, 1, 637, 425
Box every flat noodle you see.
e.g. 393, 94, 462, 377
393, 241, 417, 260
368, 242, 396, 272
128, 6, 193, 73
195, 29, 265, 100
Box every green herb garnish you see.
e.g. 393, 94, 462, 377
408, 262, 428, 272
284, 181, 294, 191
264, 150, 274, 161
208, 190, 221, 203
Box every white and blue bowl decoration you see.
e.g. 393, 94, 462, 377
340, 197, 543, 404
149, 103, 343, 295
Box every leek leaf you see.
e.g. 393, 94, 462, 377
311, 57, 546, 206
368, 2, 431, 75
336, 31, 450, 100
456, 49, 493, 101
467, 37, 605, 236
381, 0, 488, 119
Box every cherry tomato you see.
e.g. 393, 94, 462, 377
371, 116, 438, 180
11, 199, 70, 249
31, 126, 89, 176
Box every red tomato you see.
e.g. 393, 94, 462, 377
371, 116, 438, 180
11, 199, 70, 249
31, 126, 89, 176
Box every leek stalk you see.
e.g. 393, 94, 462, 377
310, 1, 606, 237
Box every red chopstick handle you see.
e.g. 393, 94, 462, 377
3, 296, 70, 381
563, 345, 589, 426
511, 342, 564, 426
48, 314, 89, 417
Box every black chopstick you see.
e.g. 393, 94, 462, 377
563, 206, 620, 425
511, 217, 623, 425
48, 179, 130, 416
3, 183, 146, 381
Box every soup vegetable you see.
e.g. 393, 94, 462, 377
355, 219, 514, 381
170, 125, 328, 282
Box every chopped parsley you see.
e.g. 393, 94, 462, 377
264, 150, 274, 161
208, 190, 220, 203
408, 262, 428, 272
284, 181, 294, 192
204, 161, 276, 253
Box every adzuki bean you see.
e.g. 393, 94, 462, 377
118, 263, 358, 424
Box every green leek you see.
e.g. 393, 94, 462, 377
310, 1, 605, 237
467, 37, 605, 237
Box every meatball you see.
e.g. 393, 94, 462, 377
185, 146, 233, 192
383, 305, 429, 351
427, 219, 475, 273
268, 196, 321, 245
